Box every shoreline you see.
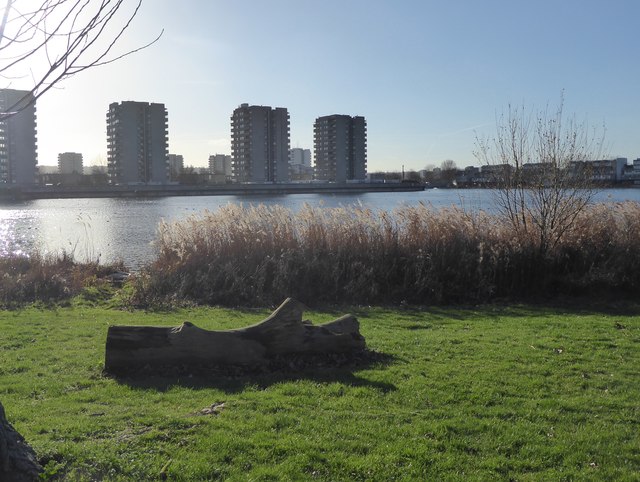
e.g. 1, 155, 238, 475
0, 181, 424, 201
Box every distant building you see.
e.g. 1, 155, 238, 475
289, 148, 313, 181
106, 101, 169, 185
522, 162, 554, 181
230, 103, 290, 183
313, 115, 367, 182
455, 166, 481, 187
367, 172, 387, 183
289, 163, 314, 181
630, 158, 640, 184
478, 164, 513, 185
0, 89, 37, 185
37, 165, 58, 175
289, 148, 311, 167
207, 154, 232, 183
209, 154, 232, 176
58, 152, 83, 174
569, 158, 627, 183
168, 154, 184, 181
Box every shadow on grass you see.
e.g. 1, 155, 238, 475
353, 298, 640, 322
107, 350, 397, 395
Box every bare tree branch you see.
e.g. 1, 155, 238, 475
0, 0, 161, 119
474, 95, 606, 255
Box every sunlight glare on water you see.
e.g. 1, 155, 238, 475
0, 207, 40, 257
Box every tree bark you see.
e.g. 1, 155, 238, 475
0, 402, 42, 482
105, 298, 366, 373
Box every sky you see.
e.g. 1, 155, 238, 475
9, 0, 640, 171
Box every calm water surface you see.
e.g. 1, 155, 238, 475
1, 189, 639, 269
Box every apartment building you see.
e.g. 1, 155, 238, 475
313, 115, 367, 182
289, 148, 313, 181
209, 154, 232, 176
106, 101, 169, 185
230, 104, 290, 183
168, 153, 184, 181
58, 152, 83, 174
0, 89, 37, 185
569, 158, 628, 183
289, 147, 311, 167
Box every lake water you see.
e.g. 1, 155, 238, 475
1, 189, 639, 269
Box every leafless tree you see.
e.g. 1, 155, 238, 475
440, 159, 457, 171
474, 96, 606, 255
0, 0, 162, 119
440, 159, 457, 185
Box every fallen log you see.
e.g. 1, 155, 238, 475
105, 298, 366, 373
0, 402, 42, 482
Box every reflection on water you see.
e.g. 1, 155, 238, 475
1, 189, 639, 269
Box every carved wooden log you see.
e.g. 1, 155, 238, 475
0, 402, 42, 482
105, 298, 365, 372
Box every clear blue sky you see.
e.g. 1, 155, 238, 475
29, 0, 640, 171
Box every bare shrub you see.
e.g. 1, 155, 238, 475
474, 96, 605, 256
0, 252, 125, 306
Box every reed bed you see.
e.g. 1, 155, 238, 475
133, 201, 640, 307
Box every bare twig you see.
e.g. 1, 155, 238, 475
0, 0, 161, 119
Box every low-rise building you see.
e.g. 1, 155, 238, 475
569, 158, 627, 183
478, 164, 513, 185
289, 163, 314, 181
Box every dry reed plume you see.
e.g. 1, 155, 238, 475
132, 202, 640, 307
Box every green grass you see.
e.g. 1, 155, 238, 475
1, 302, 639, 480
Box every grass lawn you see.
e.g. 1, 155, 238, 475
1, 301, 639, 480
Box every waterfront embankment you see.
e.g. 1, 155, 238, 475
0, 181, 424, 201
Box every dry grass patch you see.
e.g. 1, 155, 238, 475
0, 252, 125, 307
